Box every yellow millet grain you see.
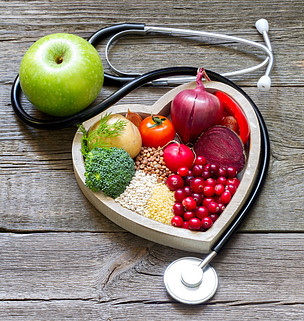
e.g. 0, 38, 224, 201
144, 183, 175, 225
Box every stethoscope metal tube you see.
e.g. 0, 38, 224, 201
104, 19, 273, 89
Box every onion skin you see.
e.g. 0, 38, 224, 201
171, 69, 223, 144
125, 109, 143, 128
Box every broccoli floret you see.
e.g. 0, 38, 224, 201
84, 147, 135, 198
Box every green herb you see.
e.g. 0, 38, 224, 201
77, 123, 90, 157
78, 113, 127, 158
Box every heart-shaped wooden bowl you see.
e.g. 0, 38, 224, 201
72, 81, 261, 253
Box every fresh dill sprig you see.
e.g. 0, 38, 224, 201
78, 113, 127, 158
77, 123, 90, 158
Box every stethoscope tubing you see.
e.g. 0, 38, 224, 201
11, 67, 198, 129
11, 22, 273, 129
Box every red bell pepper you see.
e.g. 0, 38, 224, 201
215, 91, 250, 145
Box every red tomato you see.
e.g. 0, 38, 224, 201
139, 115, 175, 148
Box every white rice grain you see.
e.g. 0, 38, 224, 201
115, 170, 158, 215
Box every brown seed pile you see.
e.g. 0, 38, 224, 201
135, 146, 172, 183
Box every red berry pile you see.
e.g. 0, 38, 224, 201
166, 156, 240, 231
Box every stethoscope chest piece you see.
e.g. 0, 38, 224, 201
164, 257, 218, 304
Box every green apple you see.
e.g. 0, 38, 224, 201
19, 33, 104, 117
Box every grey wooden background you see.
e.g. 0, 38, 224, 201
1, 0, 304, 320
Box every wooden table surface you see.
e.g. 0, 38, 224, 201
1, 1, 304, 320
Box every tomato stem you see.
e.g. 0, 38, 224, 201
149, 113, 167, 128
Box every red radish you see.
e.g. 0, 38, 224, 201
163, 142, 195, 173
170, 68, 223, 143
194, 125, 246, 173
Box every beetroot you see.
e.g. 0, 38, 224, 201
194, 126, 246, 173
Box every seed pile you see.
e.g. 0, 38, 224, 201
144, 183, 175, 225
135, 146, 172, 183
115, 170, 158, 215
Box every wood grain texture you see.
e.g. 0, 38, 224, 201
0, 0, 304, 319
0, 233, 304, 320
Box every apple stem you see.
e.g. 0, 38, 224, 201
55, 56, 63, 64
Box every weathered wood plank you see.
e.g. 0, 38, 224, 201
0, 232, 303, 320
0, 300, 303, 321
1, 0, 304, 87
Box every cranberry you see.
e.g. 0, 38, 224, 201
209, 164, 219, 176
226, 166, 237, 178
183, 211, 195, 221
191, 193, 203, 206
207, 201, 220, 213
218, 203, 225, 214
190, 177, 205, 194
205, 178, 216, 187
172, 202, 184, 216
174, 189, 186, 203
204, 164, 211, 172
213, 195, 221, 203
192, 164, 204, 177
195, 206, 209, 219
184, 175, 194, 186
225, 184, 237, 196
202, 170, 210, 180
201, 217, 213, 229
217, 176, 227, 186
226, 177, 240, 188
177, 166, 189, 177
194, 155, 207, 166
166, 174, 184, 191
188, 218, 202, 230
171, 215, 183, 227
182, 221, 189, 229
218, 167, 227, 177
203, 185, 214, 197
210, 213, 219, 222
183, 186, 192, 196
202, 197, 214, 207
214, 184, 225, 196
188, 170, 194, 176
182, 197, 197, 210
220, 190, 232, 204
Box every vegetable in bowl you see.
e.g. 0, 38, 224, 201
84, 147, 135, 198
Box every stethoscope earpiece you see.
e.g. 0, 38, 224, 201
255, 18, 269, 34
257, 75, 271, 91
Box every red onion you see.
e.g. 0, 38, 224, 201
171, 68, 223, 144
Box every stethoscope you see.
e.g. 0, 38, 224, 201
11, 19, 272, 304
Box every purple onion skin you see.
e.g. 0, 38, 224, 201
171, 69, 223, 144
